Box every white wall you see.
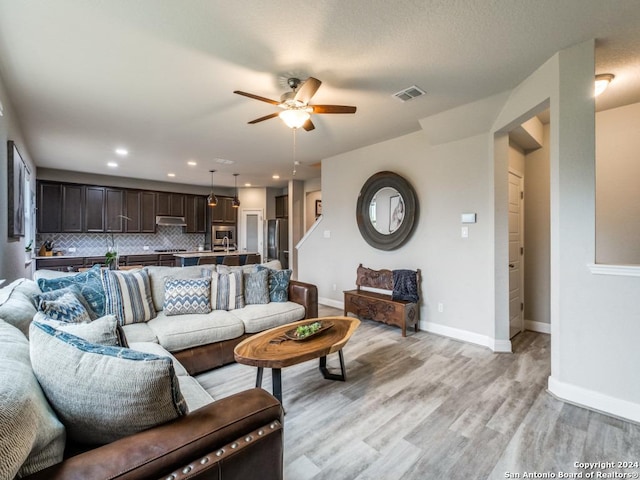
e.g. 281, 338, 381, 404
595, 102, 640, 265
299, 40, 640, 422
0, 73, 37, 283
298, 129, 497, 346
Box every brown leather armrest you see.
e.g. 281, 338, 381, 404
23, 388, 283, 480
289, 280, 318, 319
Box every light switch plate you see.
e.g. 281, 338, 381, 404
461, 226, 469, 238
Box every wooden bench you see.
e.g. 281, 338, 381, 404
343, 264, 420, 337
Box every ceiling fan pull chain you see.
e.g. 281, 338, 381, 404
292, 128, 297, 176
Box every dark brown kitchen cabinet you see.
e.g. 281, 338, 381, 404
105, 188, 124, 232
37, 182, 84, 233
61, 184, 84, 232
156, 192, 185, 217
125, 190, 156, 233
211, 196, 236, 224
85, 186, 105, 232
35, 257, 85, 272
275, 195, 288, 218
185, 195, 207, 233
38, 182, 62, 233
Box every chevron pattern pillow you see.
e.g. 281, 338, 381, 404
163, 278, 211, 316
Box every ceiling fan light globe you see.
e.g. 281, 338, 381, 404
279, 109, 311, 129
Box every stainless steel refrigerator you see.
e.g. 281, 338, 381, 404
267, 219, 288, 268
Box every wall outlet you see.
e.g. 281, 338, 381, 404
438, 303, 444, 313
323, 230, 331, 238
68, 247, 76, 253
332, 283, 337, 291
143, 246, 149, 251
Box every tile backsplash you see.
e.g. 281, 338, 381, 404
36, 226, 205, 256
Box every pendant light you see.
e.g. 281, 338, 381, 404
232, 173, 241, 208
207, 169, 218, 207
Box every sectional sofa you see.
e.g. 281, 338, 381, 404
0, 262, 318, 479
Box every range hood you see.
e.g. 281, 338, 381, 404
155, 215, 187, 227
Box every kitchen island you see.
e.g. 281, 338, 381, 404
173, 251, 261, 267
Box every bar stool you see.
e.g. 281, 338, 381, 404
222, 256, 241, 266
244, 254, 261, 265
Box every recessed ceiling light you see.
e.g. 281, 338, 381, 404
244, 183, 252, 187
167, 173, 176, 177
115, 148, 128, 156
215, 158, 234, 165
187, 160, 197, 166
272, 175, 280, 179
107, 162, 118, 168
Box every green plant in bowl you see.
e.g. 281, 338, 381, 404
295, 321, 323, 339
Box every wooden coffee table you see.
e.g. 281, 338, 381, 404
234, 316, 360, 405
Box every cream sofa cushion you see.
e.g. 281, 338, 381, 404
0, 279, 39, 336
120, 321, 158, 344
232, 302, 306, 333
147, 309, 245, 352
0, 320, 65, 479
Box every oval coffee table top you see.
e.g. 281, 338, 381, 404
234, 316, 360, 369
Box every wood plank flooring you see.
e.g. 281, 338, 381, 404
196, 307, 640, 480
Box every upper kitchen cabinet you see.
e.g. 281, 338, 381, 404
84, 186, 105, 232
38, 182, 86, 233
37, 182, 62, 233
105, 188, 124, 232
125, 190, 156, 233
185, 195, 207, 233
275, 195, 288, 218
211, 196, 236, 224
157, 192, 185, 217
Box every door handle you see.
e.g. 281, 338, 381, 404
509, 264, 514, 268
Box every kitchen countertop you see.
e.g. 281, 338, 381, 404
35, 250, 257, 260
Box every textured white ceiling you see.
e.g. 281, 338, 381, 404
0, 0, 638, 188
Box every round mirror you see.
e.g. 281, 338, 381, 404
356, 171, 418, 250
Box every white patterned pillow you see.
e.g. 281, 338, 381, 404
163, 277, 211, 316
101, 269, 156, 325
29, 321, 187, 445
38, 290, 93, 323
33, 312, 121, 346
209, 270, 244, 311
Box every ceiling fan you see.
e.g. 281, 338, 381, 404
234, 77, 356, 131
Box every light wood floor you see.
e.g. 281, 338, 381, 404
196, 306, 640, 480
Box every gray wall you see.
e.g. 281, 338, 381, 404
0, 72, 37, 282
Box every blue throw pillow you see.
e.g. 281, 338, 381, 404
37, 265, 106, 317
37, 285, 98, 321
38, 291, 92, 323
255, 265, 292, 302
163, 277, 211, 316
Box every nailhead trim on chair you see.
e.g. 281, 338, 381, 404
163, 420, 282, 479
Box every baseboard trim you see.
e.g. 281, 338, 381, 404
524, 319, 551, 334
548, 376, 640, 424
318, 298, 512, 353
422, 321, 512, 353
318, 297, 343, 310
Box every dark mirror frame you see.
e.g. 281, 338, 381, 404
356, 171, 418, 250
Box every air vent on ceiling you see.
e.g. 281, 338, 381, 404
393, 85, 426, 102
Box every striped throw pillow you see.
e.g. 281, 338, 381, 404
101, 269, 156, 325
163, 277, 211, 316
210, 270, 244, 311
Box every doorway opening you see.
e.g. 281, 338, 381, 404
240, 209, 264, 258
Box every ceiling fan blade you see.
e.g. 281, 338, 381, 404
312, 105, 357, 114
234, 90, 281, 106
294, 77, 322, 104
302, 118, 315, 131
248, 112, 280, 124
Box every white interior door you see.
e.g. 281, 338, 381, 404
508, 169, 525, 338
240, 209, 264, 257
